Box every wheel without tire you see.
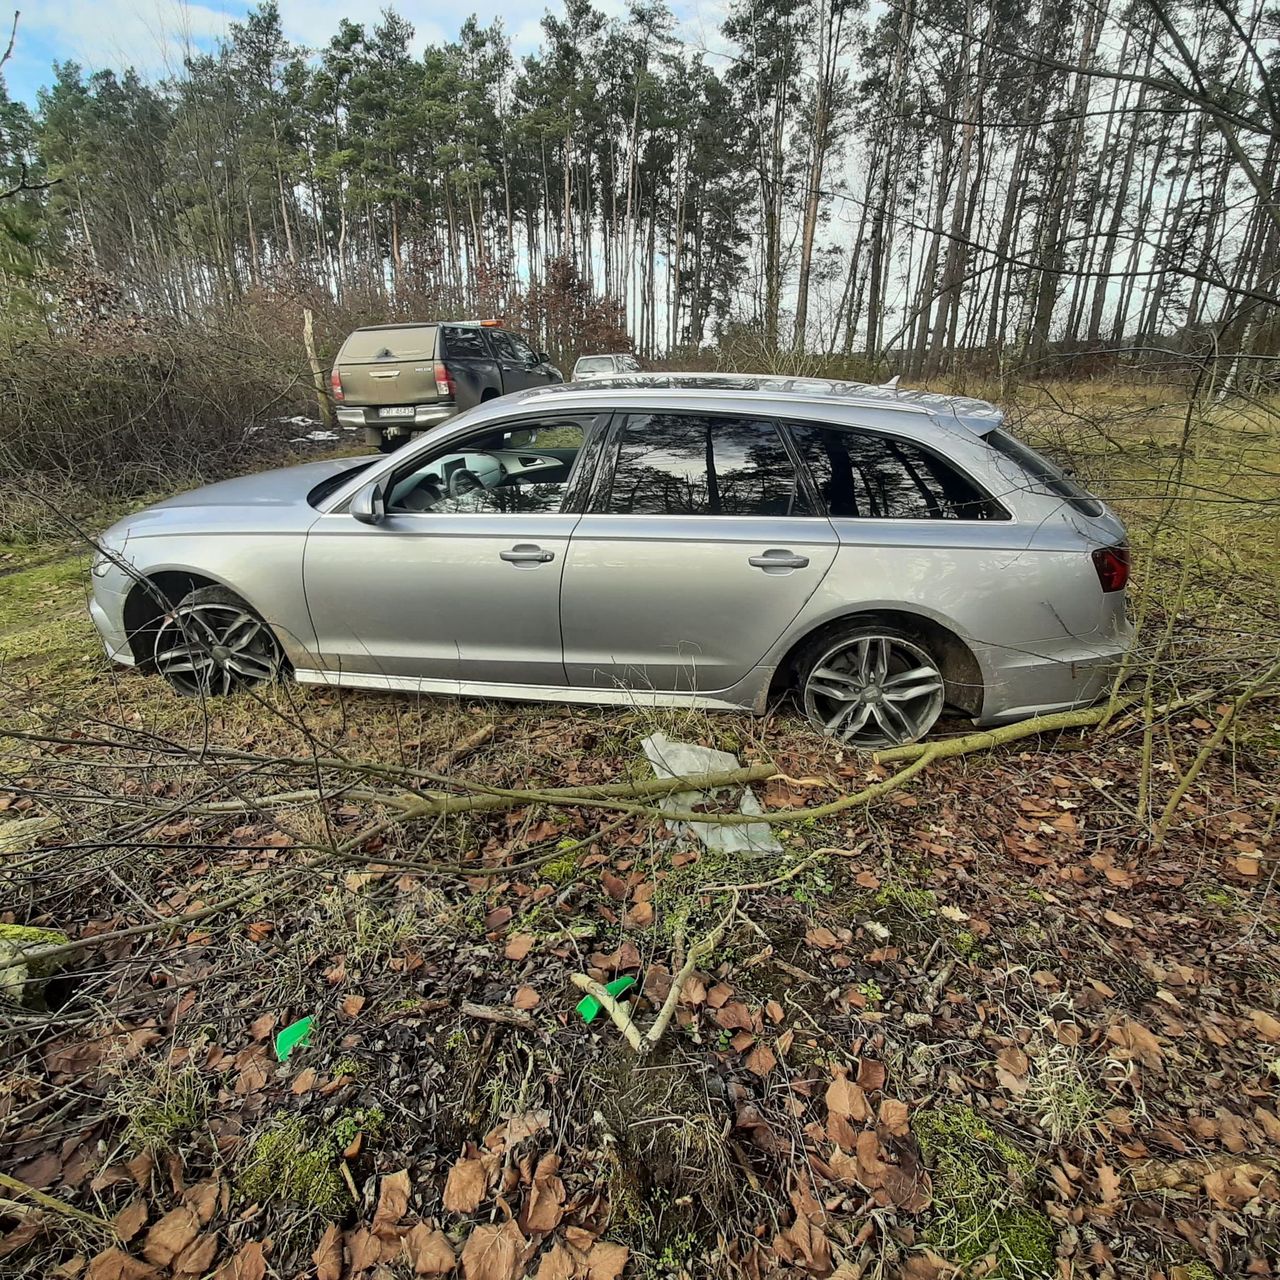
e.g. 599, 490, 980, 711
153, 586, 283, 697
798, 625, 945, 749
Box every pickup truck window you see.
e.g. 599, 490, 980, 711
442, 326, 489, 358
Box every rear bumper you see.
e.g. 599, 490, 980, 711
971, 620, 1133, 725
336, 404, 457, 437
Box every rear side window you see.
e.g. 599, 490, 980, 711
603, 414, 813, 517
788, 423, 1004, 520
341, 326, 435, 361
442, 326, 489, 358
986, 428, 1104, 517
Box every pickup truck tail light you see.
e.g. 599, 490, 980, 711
1092, 544, 1130, 593
434, 361, 456, 398
330, 368, 344, 402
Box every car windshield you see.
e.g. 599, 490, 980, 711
308, 461, 377, 508
576, 357, 614, 373
985, 427, 1104, 517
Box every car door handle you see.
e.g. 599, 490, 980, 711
500, 544, 555, 565
749, 549, 810, 571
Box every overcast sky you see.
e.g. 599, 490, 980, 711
3, 0, 733, 104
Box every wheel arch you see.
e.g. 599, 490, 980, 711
769, 608, 985, 717
122, 568, 275, 666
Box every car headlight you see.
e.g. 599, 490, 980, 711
91, 537, 127, 579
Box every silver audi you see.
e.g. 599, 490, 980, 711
89, 375, 1133, 749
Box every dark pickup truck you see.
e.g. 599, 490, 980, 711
331, 320, 563, 451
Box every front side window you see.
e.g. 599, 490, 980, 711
487, 329, 519, 361
603, 414, 812, 517
788, 423, 1003, 520
386, 420, 587, 515
442, 326, 488, 358
508, 334, 539, 364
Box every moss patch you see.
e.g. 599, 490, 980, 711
914, 1106, 1054, 1277
238, 1107, 381, 1217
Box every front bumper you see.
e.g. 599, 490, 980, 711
337, 404, 456, 440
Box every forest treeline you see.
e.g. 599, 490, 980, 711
1, 0, 1278, 376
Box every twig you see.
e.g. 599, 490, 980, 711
460, 1001, 537, 1031
434, 723, 495, 772
570, 893, 738, 1053
0, 1171, 116, 1231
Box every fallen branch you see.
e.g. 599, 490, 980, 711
0, 1171, 116, 1231
570, 895, 737, 1053
460, 1001, 537, 1031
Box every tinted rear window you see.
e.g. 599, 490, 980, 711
986, 428, 1104, 517
340, 327, 436, 362
577, 357, 614, 373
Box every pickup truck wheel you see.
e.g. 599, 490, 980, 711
153, 586, 284, 697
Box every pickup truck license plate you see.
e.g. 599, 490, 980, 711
379, 406, 415, 418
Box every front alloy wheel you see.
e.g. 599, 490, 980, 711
801, 630, 945, 749
153, 587, 282, 697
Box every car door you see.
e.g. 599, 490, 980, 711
509, 331, 562, 386
560, 411, 839, 694
486, 329, 540, 394
302, 414, 604, 687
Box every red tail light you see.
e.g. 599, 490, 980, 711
330, 368, 344, 402
1092, 544, 1130, 593
434, 360, 456, 398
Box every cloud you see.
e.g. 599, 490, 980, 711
19, 0, 235, 81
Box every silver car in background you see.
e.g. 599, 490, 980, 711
89, 375, 1132, 749
572, 353, 642, 380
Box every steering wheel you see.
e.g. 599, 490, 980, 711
449, 468, 485, 499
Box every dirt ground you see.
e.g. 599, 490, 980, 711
1, 384, 1278, 1280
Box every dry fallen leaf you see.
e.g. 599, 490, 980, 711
142, 1206, 199, 1267
211, 1241, 267, 1280
112, 1198, 148, 1244
585, 1241, 629, 1280
341, 993, 366, 1019
1103, 909, 1135, 929
460, 1219, 526, 1280
520, 1153, 566, 1234
1250, 1010, 1280, 1042
373, 1168, 412, 1233
878, 1097, 910, 1138
856, 1058, 886, 1091
534, 1240, 578, 1280
86, 1248, 161, 1280
506, 1110, 552, 1144
174, 1235, 219, 1275
1106, 1019, 1164, 1068
512, 986, 540, 1011
404, 1223, 456, 1275
312, 1224, 343, 1280
444, 1149, 489, 1214
290, 1066, 318, 1096
505, 934, 535, 961
745, 1043, 777, 1078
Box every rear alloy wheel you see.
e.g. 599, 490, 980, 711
153, 586, 283, 697
800, 628, 945, 749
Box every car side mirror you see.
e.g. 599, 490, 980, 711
351, 479, 387, 526
536, 351, 550, 365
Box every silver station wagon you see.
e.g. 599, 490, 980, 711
89, 375, 1132, 748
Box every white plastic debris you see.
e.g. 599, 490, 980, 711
640, 731, 782, 856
